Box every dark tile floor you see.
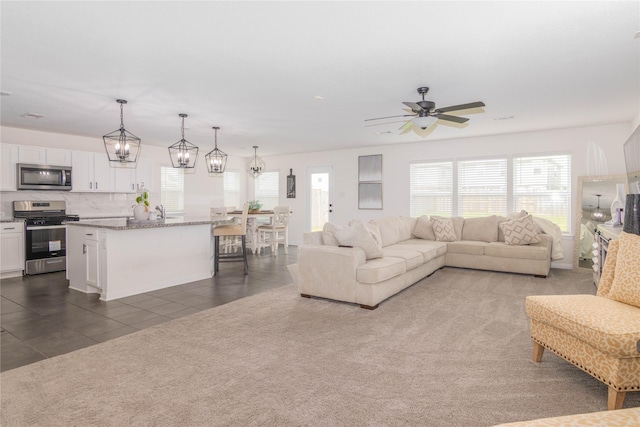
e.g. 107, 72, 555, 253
1, 247, 296, 372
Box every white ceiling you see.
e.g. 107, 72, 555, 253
1, 1, 639, 158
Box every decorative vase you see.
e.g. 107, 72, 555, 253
133, 203, 148, 220
610, 183, 626, 226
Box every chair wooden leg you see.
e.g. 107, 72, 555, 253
608, 387, 626, 410
532, 341, 544, 362
284, 228, 289, 254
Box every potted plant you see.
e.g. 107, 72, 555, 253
248, 200, 262, 214
133, 191, 150, 220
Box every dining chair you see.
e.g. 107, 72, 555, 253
257, 206, 290, 256
213, 203, 249, 275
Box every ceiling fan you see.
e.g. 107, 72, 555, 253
365, 87, 485, 132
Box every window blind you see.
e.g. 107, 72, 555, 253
255, 171, 279, 210
458, 158, 507, 217
223, 170, 240, 210
160, 166, 184, 214
410, 162, 453, 217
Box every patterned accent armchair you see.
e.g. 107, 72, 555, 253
525, 231, 640, 410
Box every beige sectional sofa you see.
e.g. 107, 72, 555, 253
297, 214, 553, 309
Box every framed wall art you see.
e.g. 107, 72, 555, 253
287, 169, 296, 198
358, 154, 383, 209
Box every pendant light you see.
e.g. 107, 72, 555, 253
591, 194, 606, 222
248, 145, 265, 178
103, 99, 141, 167
205, 126, 227, 175
168, 114, 199, 169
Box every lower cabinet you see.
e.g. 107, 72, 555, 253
0, 222, 25, 276
67, 226, 103, 293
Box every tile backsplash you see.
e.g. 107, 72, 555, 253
1, 191, 138, 218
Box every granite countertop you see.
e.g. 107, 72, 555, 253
66, 216, 236, 230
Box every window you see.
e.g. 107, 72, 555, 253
160, 166, 184, 214
223, 170, 240, 209
410, 162, 452, 217
458, 158, 507, 218
255, 171, 279, 210
410, 153, 571, 231
514, 154, 571, 232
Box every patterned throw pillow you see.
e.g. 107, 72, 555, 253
607, 232, 640, 308
499, 214, 541, 245
430, 217, 457, 242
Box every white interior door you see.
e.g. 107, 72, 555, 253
307, 166, 333, 232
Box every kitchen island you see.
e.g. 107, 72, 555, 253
66, 216, 234, 301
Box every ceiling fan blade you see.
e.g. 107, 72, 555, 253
435, 114, 469, 124
402, 101, 422, 111
399, 120, 413, 131
436, 101, 485, 113
365, 114, 414, 122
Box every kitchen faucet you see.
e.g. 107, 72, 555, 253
155, 204, 165, 219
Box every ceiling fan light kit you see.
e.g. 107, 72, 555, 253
168, 113, 199, 169
103, 99, 142, 168
205, 126, 227, 175
366, 86, 485, 135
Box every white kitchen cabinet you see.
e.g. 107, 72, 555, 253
18, 146, 46, 164
0, 144, 18, 191
71, 151, 115, 192
46, 149, 72, 166
135, 157, 155, 193
67, 226, 102, 292
113, 165, 137, 193
0, 222, 25, 275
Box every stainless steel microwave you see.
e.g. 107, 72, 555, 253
17, 163, 72, 191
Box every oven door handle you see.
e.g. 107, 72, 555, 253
26, 225, 67, 231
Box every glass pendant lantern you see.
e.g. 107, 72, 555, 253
168, 114, 199, 169
205, 127, 227, 175
103, 99, 141, 168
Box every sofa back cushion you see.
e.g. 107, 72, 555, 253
370, 216, 401, 247
606, 231, 640, 308
397, 216, 416, 242
462, 215, 499, 242
413, 215, 436, 240
496, 216, 508, 242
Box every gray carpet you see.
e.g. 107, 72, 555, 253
2, 267, 638, 426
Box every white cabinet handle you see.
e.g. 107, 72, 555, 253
89, 182, 93, 189
3, 227, 16, 230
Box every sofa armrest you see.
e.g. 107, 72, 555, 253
297, 245, 366, 303
532, 233, 553, 253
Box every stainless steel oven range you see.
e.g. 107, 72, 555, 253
13, 201, 79, 275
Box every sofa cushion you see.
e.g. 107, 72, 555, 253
398, 239, 447, 257
596, 240, 619, 298
412, 215, 436, 240
431, 217, 457, 242
370, 217, 401, 247
446, 241, 487, 255
607, 231, 640, 308
386, 242, 439, 263
526, 294, 640, 358
432, 216, 464, 240
496, 215, 508, 242
484, 242, 548, 260
499, 215, 541, 245
322, 222, 344, 246
397, 216, 416, 241
462, 215, 499, 242
334, 223, 383, 260
356, 257, 406, 284
381, 248, 423, 271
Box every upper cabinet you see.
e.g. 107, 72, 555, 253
0, 144, 18, 191
135, 157, 155, 193
17, 146, 72, 166
71, 151, 115, 192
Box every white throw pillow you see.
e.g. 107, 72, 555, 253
334, 223, 383, 259
322, 222, 345, 246
499, 214, 541, 245
430, 217, 457, 242
412, 215, 435, 240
